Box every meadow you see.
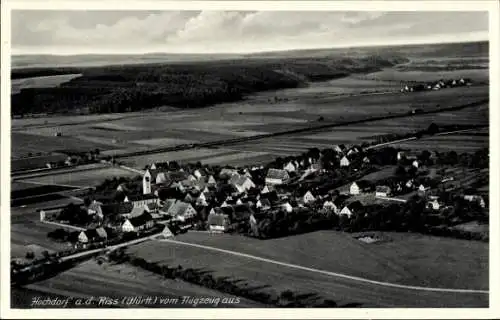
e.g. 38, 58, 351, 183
126, 231, 488, 307
19, 260, 262, 308
11, 73, 82, 94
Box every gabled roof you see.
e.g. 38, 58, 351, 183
127, 194, 157, 202
376, 185, 391, 193
160, 199, 177, 213
168, 201, 195, 217
266, 168, 289, 180
130, 207, 147, 217
95, 227, 108, 238
207, 212, 229, 226
129, 212, 153, 226
229, 175, 253, 187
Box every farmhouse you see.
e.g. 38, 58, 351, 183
428, 199, 441, 210
464, 195, 486, 208
302, 191, 316, 204
207, 175, 217, 185
219, 168, 239, 178
340, 201, 364, 217
350, 181, 373, 195
229, 175, 256, 193
207, 211, 230, 233
412, 160, 421, 168
281, 202, 294, 213
333, 144, 347, 154
122, 212, 154, 233
340, 156, 350, 167
322, 200, 338, 213
261, 185, 270, 194
78, 227, 108, 244
164, 200, 197, 221
283, 162, 296, 172
418, 184, 431, 193
87, 202, 103, 217
375, 186, 392, 198
256, 198, 272, 211
265, 169, 290, 185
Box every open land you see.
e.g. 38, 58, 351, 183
21, 260, 263, 308
11, 41, 490, 308
125, 231, 488, 307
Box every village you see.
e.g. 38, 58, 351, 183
30, 138, 489, 255
400, 77, 473, 93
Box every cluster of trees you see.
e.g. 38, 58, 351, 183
11, 55, 404, 116
56, 203, 95, 226
107, 248, 349, 307
248, 192, 487, 241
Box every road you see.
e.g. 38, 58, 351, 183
158, 238, 488, 295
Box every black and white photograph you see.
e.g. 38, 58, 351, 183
2, 1, 499, 318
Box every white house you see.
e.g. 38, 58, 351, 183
194, 169, 203, 180
207, 175, 217, 185
229, 175, 256, 193
261, 185, 270, 194
340, 206, 353, 217
375, 186, 391, 198
283, 162, 296, 172
363, 156, 371, 164
428, 199, 441, 210
333, 144, 347, 154
412, 160, 420, 168
281, 202, 293, 213
397, 151, 405, 161
303, 191, 316, 204
256, 199, 271, 211
350, 182, 360, 195
350, 181, 372, 195
323, 201, 338, 214
340, 156, 350, 167
340, 202, 363, 218
418, 184, 430, 192
150, 163, 157, 170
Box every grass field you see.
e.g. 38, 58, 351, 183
126, 231, 488, 307
365, 68, 489, 82
18, 260, 264, 308
11, 73, 82, 94
19, 167, 139, 188
11, 73, 488, 160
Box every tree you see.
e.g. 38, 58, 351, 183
25, 251, 35, 259
427, 123, 439, 135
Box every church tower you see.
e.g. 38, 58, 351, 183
143, 170, 152, 195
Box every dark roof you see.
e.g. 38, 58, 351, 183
259, 191, 279, 202
355, 180, 373, 189
207, 212, 229, 226
348, 201, 364, 211
232, 204, 254, 221
376, 185, 391, 193
129, 212, 153, 226
127, 194, 157, 202
259, 198, 272, 207
266, 168, 290, 180
102, 202, 133, 215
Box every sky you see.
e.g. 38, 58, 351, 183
11, 10, 489, 55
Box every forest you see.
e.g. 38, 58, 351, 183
11, 55, 407, 116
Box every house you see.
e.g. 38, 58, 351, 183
350, 181, 372, 195
428, 199, 441, 210
405, 179, 415, 189
256, 198, 272, 211
129, 207, 148, 219
207, 212, 230, 233
87, 201, 103, 218
340, 201, 364, 217
418, 184, 430, 193
283, 162, 296, 172
261, 185, 270, 194
412, 160, 421, 168
160, 225, 174, 238
464, 195, 486, 208
196, 193, 208, 206
155, 172, 170, 185
164, 201, 197, 221
302, 191, 316, 204
281, 202, 293, 213
265, 168, 290, 185
125, 194, 158, 208
397, 151, 405, 161
219, 168, 239, 179
122, 212, 154, 233
363, 156, 371, 164
333, 144, 347, 154
207, 175, 217, 186
193, 169, 204, 180
229, 175, 256, 193
340, 156, 350, 167
323, 200, 338, 214
375, 186, 392, 198
77, 227, 108, 244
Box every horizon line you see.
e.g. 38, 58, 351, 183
11, 39, 489, 57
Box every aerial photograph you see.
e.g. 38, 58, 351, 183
9, 9, 490, 309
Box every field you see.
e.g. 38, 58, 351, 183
16, 259, 264, 308
126, 231, 488, 307
11, 73, 82, 94
18, 167, 140, 188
